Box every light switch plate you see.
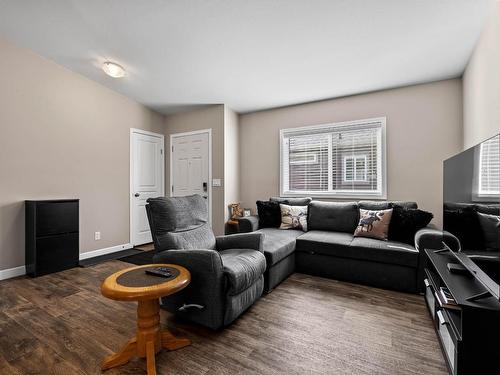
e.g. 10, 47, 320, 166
212, 179, 222, 187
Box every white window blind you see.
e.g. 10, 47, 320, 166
479, 134, 500, 196
280, 118, 386, 198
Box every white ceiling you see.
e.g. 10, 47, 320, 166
0, 0, 493, 114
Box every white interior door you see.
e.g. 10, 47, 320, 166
131, 129, 164, 246
171, 130, 211, 220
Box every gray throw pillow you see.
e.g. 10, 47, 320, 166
477, 212, 500, 250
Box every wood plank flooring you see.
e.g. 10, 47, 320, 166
0, 260, 447, 374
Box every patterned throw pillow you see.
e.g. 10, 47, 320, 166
354, 208, 393, 240
279, 204, 308, 232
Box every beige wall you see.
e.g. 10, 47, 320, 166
463, 0, 500, 149
239, 79, 463, 227
163, 105, 226, 235
0, 38, 164, 271
224, 106, 240, 221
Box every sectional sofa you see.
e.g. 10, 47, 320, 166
239, 197, 437, 294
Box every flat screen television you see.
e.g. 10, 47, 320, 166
443, 133, 500, 300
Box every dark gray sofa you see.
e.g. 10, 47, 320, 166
239, 198, 432, 294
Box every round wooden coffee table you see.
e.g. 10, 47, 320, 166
100, 264, 191, 375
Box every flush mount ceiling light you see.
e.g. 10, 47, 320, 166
102, 61, 125, 78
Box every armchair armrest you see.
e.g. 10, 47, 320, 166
238, 215, 259, 233
216, 232, 264, 252
153, 249, 226, 329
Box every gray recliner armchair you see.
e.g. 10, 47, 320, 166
145, 194, 266, 330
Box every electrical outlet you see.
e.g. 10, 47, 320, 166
94, 231, 101, 240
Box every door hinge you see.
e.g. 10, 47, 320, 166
172, 145, 174, 152
172, 185, 174, 193
160, 149, 163, 155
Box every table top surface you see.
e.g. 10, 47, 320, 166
101, 264, 190, 301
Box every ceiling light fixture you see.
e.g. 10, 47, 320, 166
102, 61, 125, 78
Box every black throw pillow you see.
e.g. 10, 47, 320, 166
388, 206, 433, 245
444, 205, 483, 250
256, 200, 287, 228
477, 212, 500, 250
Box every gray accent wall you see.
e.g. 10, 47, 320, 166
0, 37, 164, 271
239, 79, 463, 227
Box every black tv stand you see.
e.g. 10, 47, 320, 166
424, 249, 500, 375
466, 290, 492, 302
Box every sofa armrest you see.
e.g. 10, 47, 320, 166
415, 228, 460, 252
414, 228, 460, 292
216, 232, 264, 253
153, 249, 226, 328
238, 215, 259, 233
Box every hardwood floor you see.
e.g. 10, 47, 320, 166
0, 260, 447, 374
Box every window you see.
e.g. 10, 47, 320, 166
478, 134, 500, 197
343, 155, 367, 182
280, 118, 386, 198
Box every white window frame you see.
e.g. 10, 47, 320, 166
279, 117, 387, 199
343, 154, 368, 182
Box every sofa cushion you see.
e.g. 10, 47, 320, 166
350, 237, 418, 267
219, 249, 266, 295
296, 230, 418, 267
270, 197, 312, 206
258, 228, 303, 266
359, 201, 418, 210
307, 201, 359, 233
296, 231, 353, 255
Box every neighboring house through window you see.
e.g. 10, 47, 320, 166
280, 117, 386, 199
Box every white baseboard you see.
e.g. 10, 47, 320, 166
79, 243, 133, 260
0, 265, 26, 281
0, 243, 133, 281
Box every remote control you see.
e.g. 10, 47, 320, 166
145, 267, 172, 278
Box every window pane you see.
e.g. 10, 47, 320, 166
288, 134, 329, 191
334, 129, 379, 192
344, 158, 354, 181
355, 157, 366, 181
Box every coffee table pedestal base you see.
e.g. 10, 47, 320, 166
101, 299, 190, 375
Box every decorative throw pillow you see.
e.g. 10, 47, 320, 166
443, 204, 482, 250
256, 200, 286, 228
279, 204, 308, 232
354, 208, 393, 240
388, 206, 434, 245
477, 212, 500, 250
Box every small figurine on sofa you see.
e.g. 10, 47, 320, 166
228, 203, 243, 224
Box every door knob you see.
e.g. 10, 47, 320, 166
134, 193, 140, 197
